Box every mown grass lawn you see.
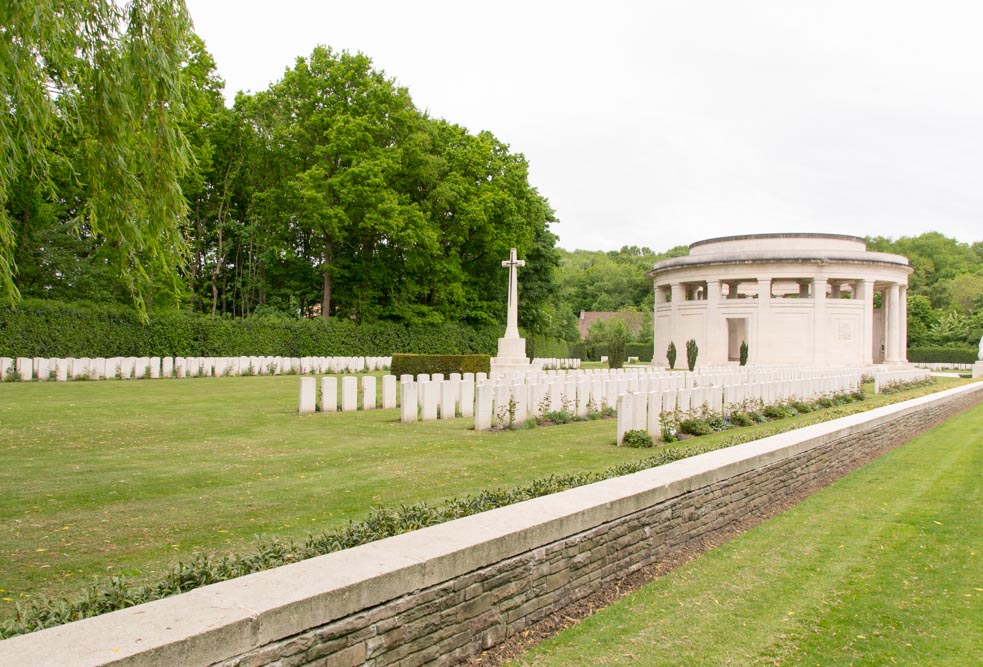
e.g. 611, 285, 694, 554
0, 374, 968, 619
511, 394, 983, 666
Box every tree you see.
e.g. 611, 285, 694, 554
247, 46, 425, 321
1, 0, 195, 315
686, 339, 699, 371
606, 320, 629, 369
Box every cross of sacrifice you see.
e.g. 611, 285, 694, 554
502, 248, 525, 339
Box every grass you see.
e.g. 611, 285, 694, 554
510, 395, 983, 666
0, 374, 968, 619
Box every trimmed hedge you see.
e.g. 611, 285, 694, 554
390, 354, 491, 377
0, 299, 500, 357
526, 335, 572, 360
907, 346, 978, 364
626, 343, 654, 362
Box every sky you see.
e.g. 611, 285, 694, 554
184, 0, 983, 253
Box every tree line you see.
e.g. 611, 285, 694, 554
3, 2, 557, 334
3, 4, 980, 349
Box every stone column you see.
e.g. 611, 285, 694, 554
705, 279, 721, 365
860, 279, 875, 365
754, 277, 771, 364
885, 283, 901, 363
899, 285, 908, 362
813, 278, 827, 365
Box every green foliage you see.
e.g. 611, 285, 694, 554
762, 404, 794, 420
390, 354, 491, 377
526, 335, 572, 360
667, 341, 677, 369
625, 343, 654, 362
686, 338, 698, 371
739, 340, 749, 366
729, 412, 754, 427
606, 321, 629, 369
0, 299, 499, 357
1, 0, 195, 316
679, 418, 713, 436
621, 429, 654, 448
906, 347, 979, 364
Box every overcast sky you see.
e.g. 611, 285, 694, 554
184, 0, 983, 253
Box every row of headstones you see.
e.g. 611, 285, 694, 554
491, 365, 869, 386
871, 368, 932, 393
299, 372, 484, 415
911, 362, 972, 371
0, 356, 392, 382
485, 366, 870, 399
615, 373, 864, 445
533, 358, 582, 370
298, 375, 400, 413
395, 370, 864, 431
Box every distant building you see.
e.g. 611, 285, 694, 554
647, 233, 913, 367
577, 311, 645, 340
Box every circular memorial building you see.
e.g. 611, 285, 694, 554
648, 234, 913, 368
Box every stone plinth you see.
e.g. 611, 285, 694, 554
973, 361, 983, 379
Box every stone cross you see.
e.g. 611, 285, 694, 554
502, 247, 525, 339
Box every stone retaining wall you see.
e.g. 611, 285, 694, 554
2, 382, 981, 667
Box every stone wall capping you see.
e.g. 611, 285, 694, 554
2, 382, 980, 666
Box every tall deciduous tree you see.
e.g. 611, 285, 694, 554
0, 0, 193, 314
248, 47, 424, 321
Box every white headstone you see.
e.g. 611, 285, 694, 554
647, 391, 663, 437
474, 382, 493, 430
0, 357, 11, 381
616, 393, 633, 445
162, 357, 174, 378
381, 375, 397, 409
362, 376, 377, 410
299, 377, 316, 414
633, 391, 647, 431
400, 381, 418, 423
16, 357, 32, 381
460, 378, 475, 418
421, 380, 439, 420
440, 380, 457, 419
54, 358, 68, 382
321, 376, 337, 412
340, 376, 358, 411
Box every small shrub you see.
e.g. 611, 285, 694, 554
790, 400, 813, 413
729, 411, 754, 427
762, 404, 792, 420
667, 341, 677, 369
749, 410, 768, 423
706, 414, 733, 431
679, 417, 713, 436
543, 410, 574, 425
622, 429, 654, 448
739, 340, 748, 366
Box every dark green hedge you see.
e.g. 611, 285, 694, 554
0, 300, 500, 357
907, 346, 978, 364
525, 335, 572, 360
390, 354, 491, 377
626, 343, 654, 362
